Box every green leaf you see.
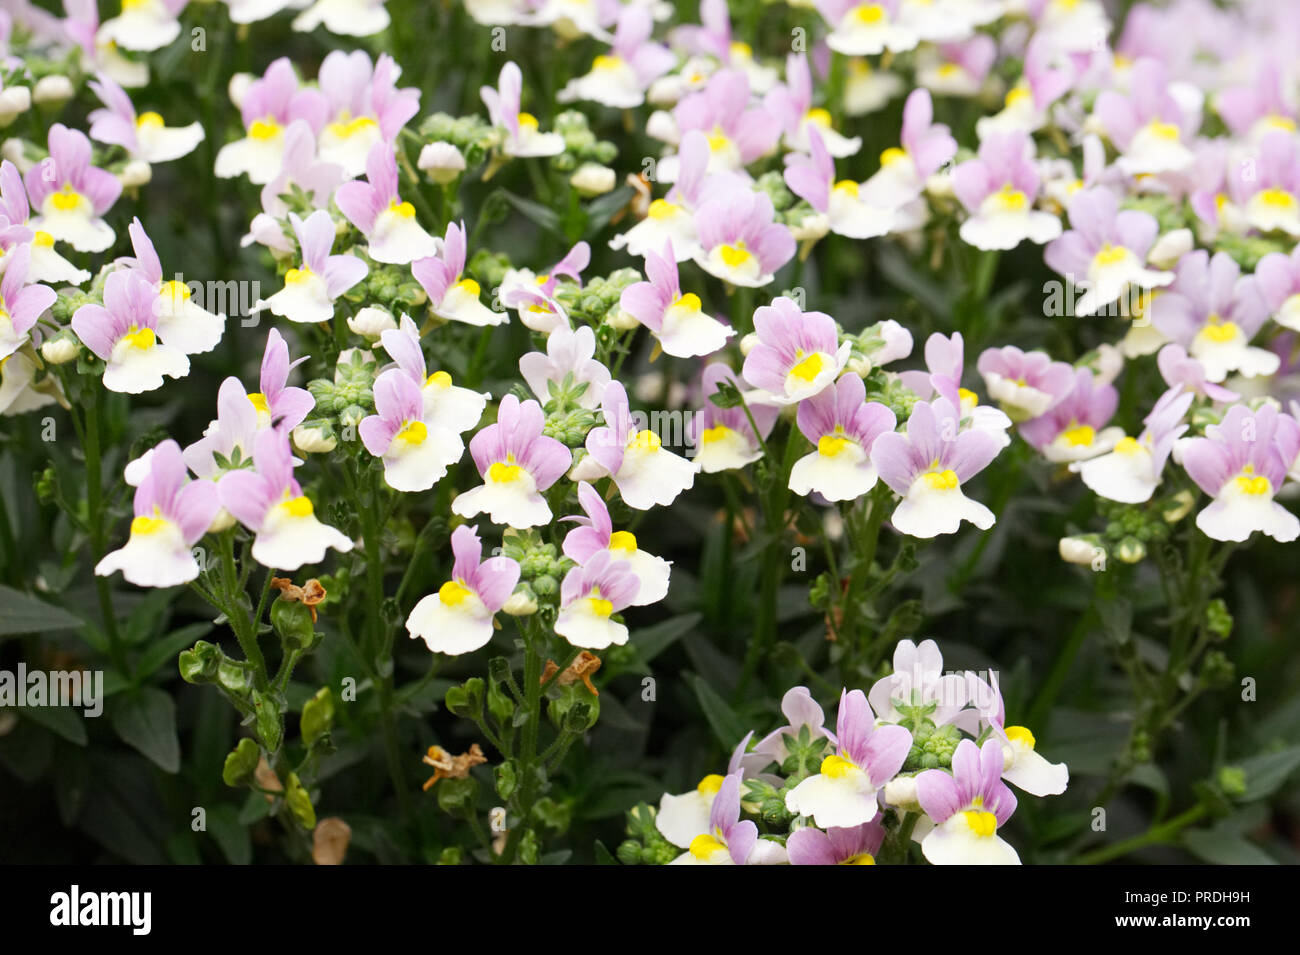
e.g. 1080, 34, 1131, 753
111, 687, 181, 773
630, 613, 699, 668
689, 675, 749, 749
583, 185, 635, 236
500, 189, 562, 237
1236, 745, 1300, 801
594, 839, 619, 865
0, 585, 83, 636
133, 622, 213, 684
1183, 828, 1276, 865
19, 704, 88, 746
207, 804, 253, 865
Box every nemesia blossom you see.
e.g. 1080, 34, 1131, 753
784, 689, 911, 829
316, 51, 419, 177
406, 524, 520, 655
500, 240, 590, 333
670, 69, 780, 174
255, 210, 369, 325
360, 369, 464, 493
94, 440, 219, 588
784, 126, 893, 240
1229, 130, 1300, 237
687, 362, 778, 474
481, 61, 565, 158
1044, 187, 1173, 318
335, 142, 440, 265
766, 53, 862, 158
87, 73, 204, 165
71, 269, 189, 394
293, 0, 391, 37
554, 550, 639, 650
218, 429, 354, 570
1181, 404, 1300, 543
1150, 250, 1279, 383
952, 131, 1063, 251
557, 5, 674, 109
788, 372, 896, 501
0, 246, 55, 362
741, 295, 851, 404
1093, 58, 1199, 176
976, 345, 1074, 421
411, 221, 506, 327
96, 0, 187, 53
787, 820, 885, 865
871, 397, 1001, 538
858, 88, 956, 230
519, 324, 610, 409
0, 160, 89, 285
215, 58, 326, 184
1071, 387, 1193, 504
583, 381, 695, 510
1252, 244, 1300, 332
816, 0, 919, 57
619, 240, 734, 358
381, 314, 488, 433
669, 771, 773, 865
120, 217, 225, 356
916, 739, 1020, 865
563, 480, 670, 607
453, 394, 572, 528
1019, 368, 1123, 464
25, 123, 121, 253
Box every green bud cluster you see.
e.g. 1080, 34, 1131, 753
554, 267, 641, 326
1213, 231, 1292, 271
1118, 194, 1185, 235
419, 112, 496, 165
869, 373, 920, 423
543, 404, 600, 447
906, 720, 961, 770
617, 802, 679, 865
552, 110, 617, 166
753, 170, 795, 211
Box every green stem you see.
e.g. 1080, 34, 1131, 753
1076, 804, 1207, 865
81, 391, 126, 674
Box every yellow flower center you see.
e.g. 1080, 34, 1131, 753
994, 183, 1027, 212
439, 579, 472, 606
285, 266, 314, 285
631, 429, 662, 453
1145, 120, 1180, 141
672, 292, 702, 312
701, 424, 733, 446
841, 853, 876, 865
1093, 243, 1130, 267
1061, 423, 1095, 447
452, 278, 480, 298
609, 530, 638, 555
1201, 319, 1239, 343
963, 810, 998, 837
696, 773, 725, 795
789, 351, 826, 383
328, 115, 378, 139
488, 455, 526, 483
820, 753, 859, 778
425, 370, 453, 389
279, 495, 314, 518
247, 392, 270, 414
719, 242, 751, 267
1114, 435, 1141, 455
936, 63, 962, 79
959, 387, 979, 407
387, 199, 416, 219
1257, 188, 1297, 210
833, 179, 860, 198
1005, 725, 1036, 749
160, 279, 191, 304
1005, 85, 1031, 108
818, 431, 853, 458
33, 231, 54, 248
879, 146, 908, 168
517, 112, 539, 131
1234, 473, 1270, 496
585, 594, 614, 618
136, 111, 165, 130
50, 186, 83, 212
249, 117, 281, 141
923, 468, 959, 490
707, 128, 731, 153
647, 198, 680, 220
805, 107, 833, 128
396, 420, 427, 445
689, 833, 726, 860
592, 54, 622, 71
122, 325, 155, 350
130, 509, 168, 536
854, 3, 885, 24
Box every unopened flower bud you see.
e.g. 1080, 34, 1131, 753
605, 306, 639, 331
1162, 489, 1195, 523
40, 335, 78, 365
33, 75, 74, 106
884, 775, 919, 810
1116, 536, 1146, 564
228, 72, 255, 111
121, 159, 152, 187
293, 423, 337, 454
503, 590, 538, 616
418, 141, 466, 184
739, 332, 760, 356
347, 305, 397, 341
1059, 535, 1105, 567
208, 508, 237, 534
571, 162, 616, 197
0, 86, 31, 126
1147, 228, 1193, 269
